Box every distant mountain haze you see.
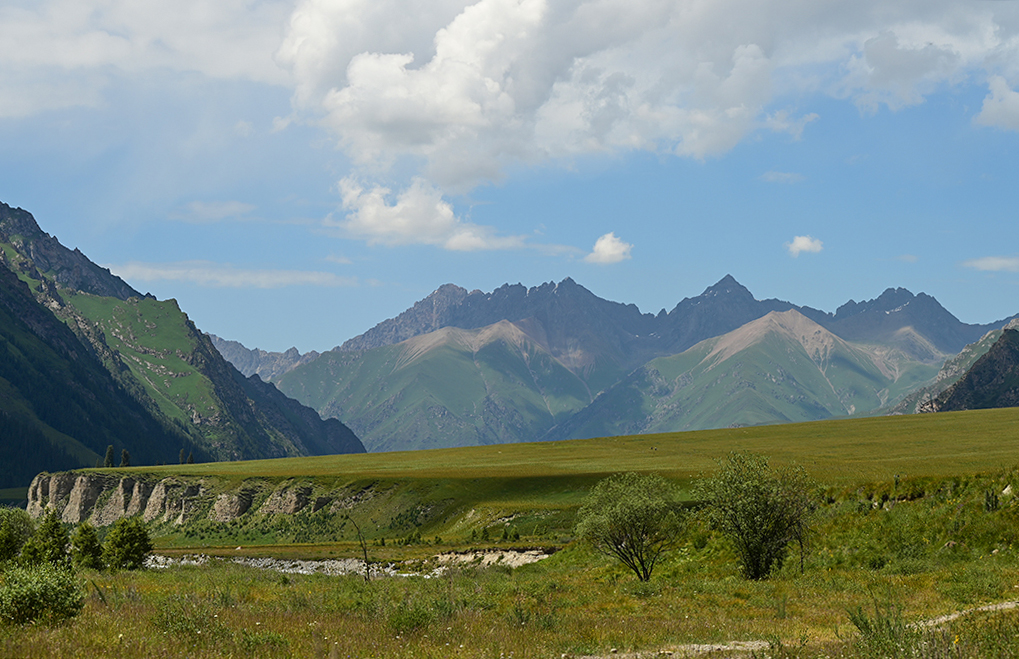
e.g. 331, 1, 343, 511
234, 274, 1017, 452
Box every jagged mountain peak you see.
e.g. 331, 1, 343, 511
0, 201, 143, 301
834, 287, 920, 320
701, 274, 753, 299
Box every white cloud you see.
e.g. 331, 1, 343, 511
962, 256, 1019, 272
975, 76, 1019, 132
109, 261, 358, 288
172, 201, 257, 223
786, 235, 823, 257
278, 0, 1019, 194
761, 171, 804, 184
896, 254, 918, 263
584, 232, 632, 264
0, 0, 291, 117
334, 177, 527, 250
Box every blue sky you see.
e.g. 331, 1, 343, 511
1, 0, 1018, 352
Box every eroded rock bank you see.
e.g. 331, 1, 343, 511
27, 471, 377, 527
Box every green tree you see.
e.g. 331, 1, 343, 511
575, 472, 685, 582
120, 449, 130, 467
19, 508, 69, 567
695, 451, 815, 580
179, 448, 186, 464
186, 451, 194, 464
70, 522, 104, 570
0, 507, 35, 562
103, 445, 115, 468
103, 517, 153, 570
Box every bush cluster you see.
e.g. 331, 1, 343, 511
0, 507, 154, 626
575, 451, 815, 582
0, 563, 84, 625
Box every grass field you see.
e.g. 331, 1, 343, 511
8, 407, 1019, 657
111, 405, 1019, 485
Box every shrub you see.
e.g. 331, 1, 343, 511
0, 563, 85, 625
695, 451, 814, 580
70, 522, 104, 570
575, 472, 685, 582
103, 517, 153, 570
18, 508, 69, 567
0, 508, 34, 562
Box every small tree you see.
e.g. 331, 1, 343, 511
695, 451, 814, 580
103, 445, 115, 468
19, 508, 69, 567
0, 508, 35, 562
186, 451, 194, 464
103, 517, 153, 570
120, 449, 130, 468
575, 472, 685, 582
70, 523, 104, 570
179, 448, 186, 464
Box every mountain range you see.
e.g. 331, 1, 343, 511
219, 274, 1016, 453
0, 201, 364, 488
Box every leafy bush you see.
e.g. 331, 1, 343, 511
70, 522, 104, 570
0, 507, 34, 562
0, 563, 85, 625
695, 451, 814, 580
103, 517, 153, 570
575, 472, 685, 582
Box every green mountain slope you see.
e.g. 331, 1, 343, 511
0, 262, 188, 486
277, 321, 592, 452
0, 200, 363, 485
547, 310, 941, 440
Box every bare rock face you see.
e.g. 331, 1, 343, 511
259, 482, 313, 516
143, 479, 204, 525
64, 474, 120, 524
209, 490, 255, 522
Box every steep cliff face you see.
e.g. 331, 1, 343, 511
933, 328, 1019, 412
28, 471, 372, 528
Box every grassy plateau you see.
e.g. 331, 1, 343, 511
5, 407, 1019, 657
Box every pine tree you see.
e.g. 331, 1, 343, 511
179, 448, 186, 464
186, 451, 194, 464
20, 508, 69, 567
70, 523, 104, 570
120, 449, 130, 468
103, 445, 115, 468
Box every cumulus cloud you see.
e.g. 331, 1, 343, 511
975, 76, 1019, 131
786, 235, 823, 257
109, 261, 358, 288
584, 232, 632, 264
277, 0, 1019, 195
333, 177, 527, 250
761, 171, 804, 184
962, 256, 1019, 272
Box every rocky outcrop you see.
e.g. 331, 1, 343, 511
259, 482, 313, 516
933, 328, 1019, 412
27, 471, 364, 527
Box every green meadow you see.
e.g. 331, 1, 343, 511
6, 407, 1019, 657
